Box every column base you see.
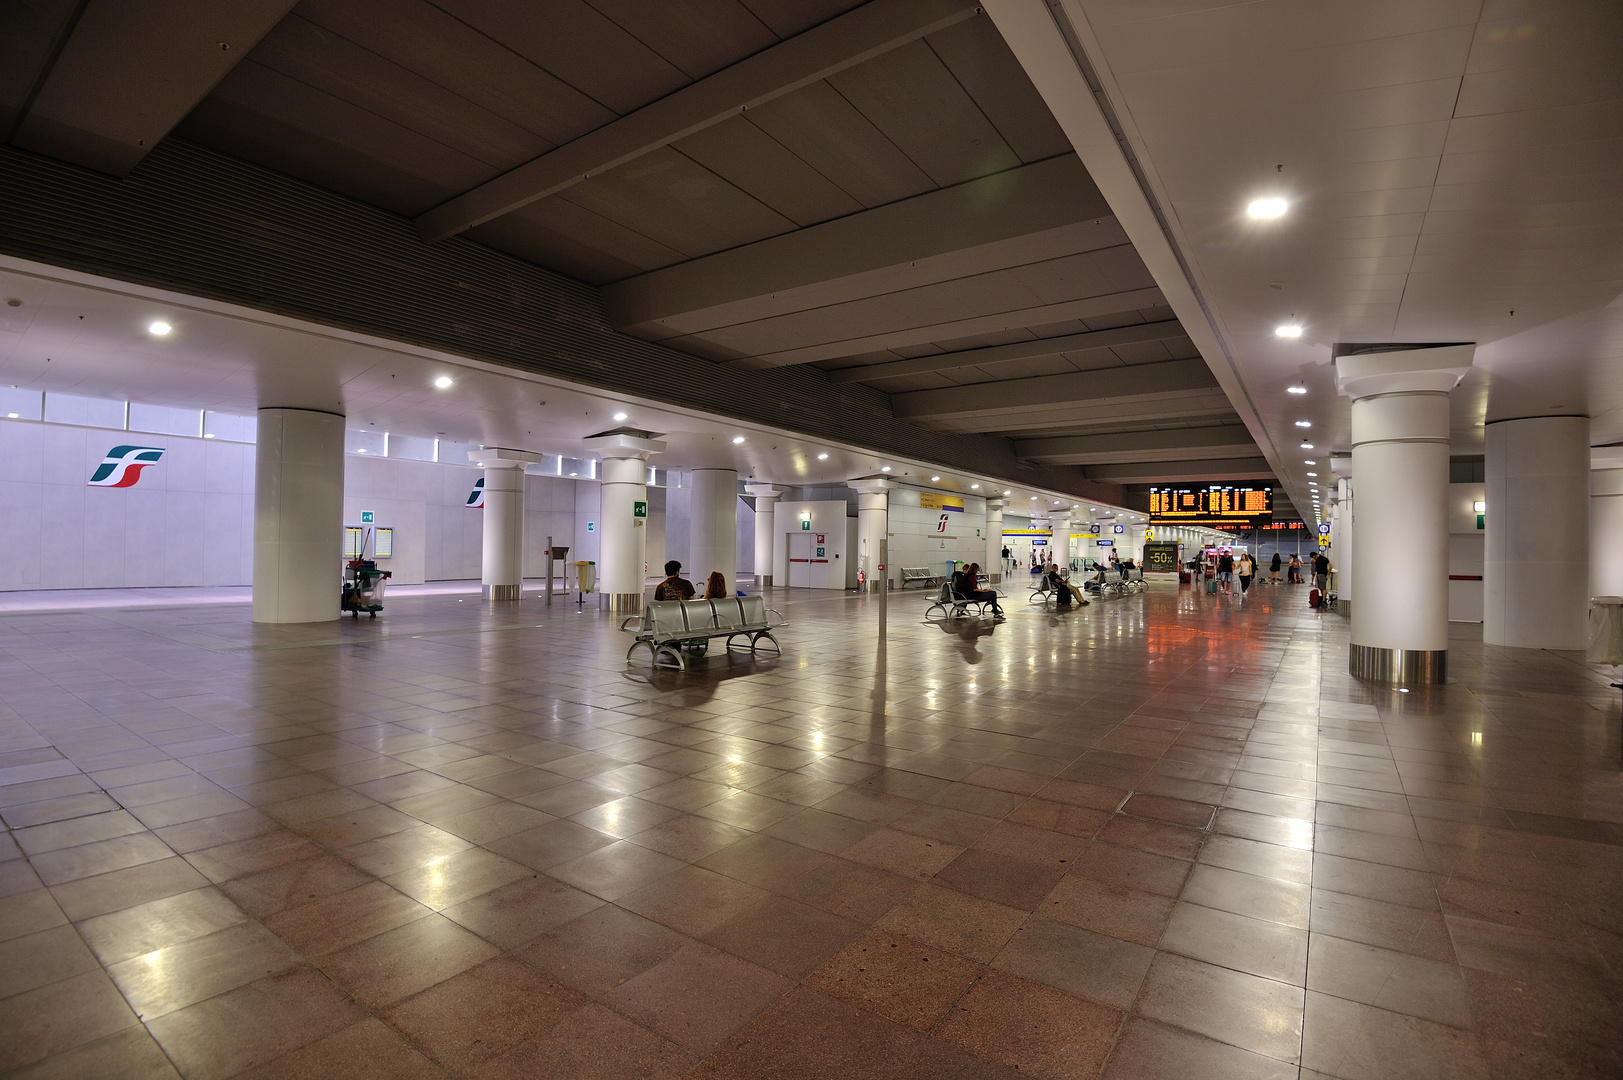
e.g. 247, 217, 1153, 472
482, 584, 522, 601
1349, 645, 1446, 685
599, 593, 643, 614
1335, 598, 1351, 616
759, 575, 772, 588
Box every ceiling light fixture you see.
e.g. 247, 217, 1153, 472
148, 320, 172, 336
1306, 472, 1318, 477
1295, 420, 1311, 428
434, 376, 453, 389
613, 411, 628, 421
1247, 197, 1288, 219
1275, 324, 1303, 338
1304, 459, 1316, 465
731, 436, 745, 444
1003, 490, 1012, 495
930, 476, 940, 482
1287, 386, 1308, 395
970, 484, 979, 489
817, 452, 828, 460
1300, 443, 1314, 449
881, 466, 891, 472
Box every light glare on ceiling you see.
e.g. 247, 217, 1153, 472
148, 320, 171, 336
1294, 420, 1311, 428
1287, 386, 1307, 394
1275, 324, 1303, 338
881, 466, 891, 472
1247, 197, 1288, 219
612, 411, 627, 421
1304, 459, 1316, 465
731, 436, 745, 444
816, 452, 828, 460
1300, 443, 1314, 449
434, 375, 453, 388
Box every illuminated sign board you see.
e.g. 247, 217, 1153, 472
1149, 485, 1273, 526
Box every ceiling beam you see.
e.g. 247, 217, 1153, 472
414, 0, 981, 243
1082, 457, 1276, 484
828, 318, 1184, 383
921, 390, 1235, 434
1016, 424, 1257, 464
603, 153, 1115, 339
10, 0, 296, 176
893, 357, 1218, 422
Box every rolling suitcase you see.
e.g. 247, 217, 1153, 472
1308, 588, 1321, 609
1206, 577, 1218, 594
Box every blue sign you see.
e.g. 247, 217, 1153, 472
1096, 539, 1114, 546
1031, 538, 1047, 546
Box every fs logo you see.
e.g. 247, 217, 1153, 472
936, 513, 950, 533
465, 477, 485, 508
88, 446, 164, 488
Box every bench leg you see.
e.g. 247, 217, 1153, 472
751, 631, 780, 655
652, 644, 685, 670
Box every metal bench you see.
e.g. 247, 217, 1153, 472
924, 580, 1003, 620
899, 567, 937, 588
622, 596, 785, 670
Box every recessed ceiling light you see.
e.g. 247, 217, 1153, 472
1306, 472, 1317, 477
881, 466, 891, 472
731, 436, 745, 444
148, 320, 171, 336
204, 433, 215, 439
1247, 197, 1287, 219
1287, 386, 1308, 394
1275, 324, 1303, 338
1294, 420, 1311, 428
1300, 443, 1314, 449
1304, 459, 1316, 465
930, 476, 940, 482
6, 413, 16, 418
613, 411, 628, 421
817, 452, 828, 460
434, 375, 453, 388
1030, 496, 1037, 500
971, 484, 979, 489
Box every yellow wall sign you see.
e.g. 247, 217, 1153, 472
1002, 527, 1052, 537
920, 492, 965, 512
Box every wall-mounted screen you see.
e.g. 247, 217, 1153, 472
1149, 485, 1273, 525
343, 527, 365, 559
374, 528, 394, 558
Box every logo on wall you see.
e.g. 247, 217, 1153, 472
87, 446, 164, 488
465, 477, 485, 508
936, 513, 951, 533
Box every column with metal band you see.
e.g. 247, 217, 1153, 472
467, 448, 542, 601
984, 498, 1005, 584
745, 483, 788, 588
690, 468, 739, 597
1330, 454, 1353, 614
1336, 344, 1474, 684
253, 407, 345, 624
584, 431, 665, 614
1593, 446, 1623, 599
850, 478, 893, 593
1485, 416, 1590, 649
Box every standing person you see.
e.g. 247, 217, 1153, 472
1238, 552, 1255, 595
702, 571, 727, 600
653, 561, 695, 601
1313, 551, 1331, 594
1269, 551, 1282, 584
1217, 549, 1234, 592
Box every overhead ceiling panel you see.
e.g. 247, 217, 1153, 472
587, 0, 779, 80
673, 116, 866, 227
924, 16, 1072, 164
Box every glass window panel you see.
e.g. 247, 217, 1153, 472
43, 393, 126, 429
128, 402, 202, 437
203, 411, 256, 442
346, 429, 386, 456
0, 387, 43, 420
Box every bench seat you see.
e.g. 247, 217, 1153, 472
622, 596, 785, 670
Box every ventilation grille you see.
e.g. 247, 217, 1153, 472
0, 139, 1118, 500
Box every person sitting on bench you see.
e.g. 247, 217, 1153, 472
654, 560, 695, 601
1046, 561, 1089, 609
953, 563, 1005, 620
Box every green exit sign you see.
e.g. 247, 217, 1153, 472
633, 501, 647, 519
801, 519, 811, 530
361, 511, 374, 524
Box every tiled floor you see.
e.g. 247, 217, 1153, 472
0, 580, 1619, 1079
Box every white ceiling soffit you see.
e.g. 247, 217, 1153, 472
980, 0, 1293, 499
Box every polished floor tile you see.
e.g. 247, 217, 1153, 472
1, 582, 1619, 1076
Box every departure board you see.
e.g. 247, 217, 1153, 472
1149, 486, 1273, 525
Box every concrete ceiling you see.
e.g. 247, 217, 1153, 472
986, 0, 1623, 525
0, 0, 1287, 506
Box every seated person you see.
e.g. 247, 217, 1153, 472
653, 560, 695, 601
1119, 558, 1137, 580
1046, 562, 1089, 608
703, 571, 728, 599
963, 563, 1004, 619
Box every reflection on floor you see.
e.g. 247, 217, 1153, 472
0, 582, 1618, 1078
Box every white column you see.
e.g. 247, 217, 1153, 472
467, 448, 542, 601
985, 498, 1005, 583
1050, 511, 1073, 565
1330, 454, 1353, 610
690, 468, 739, 596
1484, 416, 1590, 649
584, 433, 665, 613
745, 484, 788, 588
850, 478, 893, 592
1594, 448, 1623, 599
253, 408, 344, 624
1337, 344, 1473, 684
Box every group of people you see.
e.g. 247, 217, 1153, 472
653, 561, 728, 602
1206, 549, 1332, 596
951, 563, 1006, 620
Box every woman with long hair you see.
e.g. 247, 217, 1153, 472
703, 571, 727, 599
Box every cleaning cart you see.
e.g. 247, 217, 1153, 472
342, 558, 391, 617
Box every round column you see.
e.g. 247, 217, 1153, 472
984, 498, 1005, 583
1050, 512, 1073, 566
1593, 450, 1623, 598
1330, 455, 1353, 611
253, 408, 344, 624
690, 468, 739, 596
585, 433, 665, 614
1485, 416, 1590, 649
467, 449, 541, 601
1337, 345, 1473, 683
851, 479, 892, 592
745, 484, 788, 588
